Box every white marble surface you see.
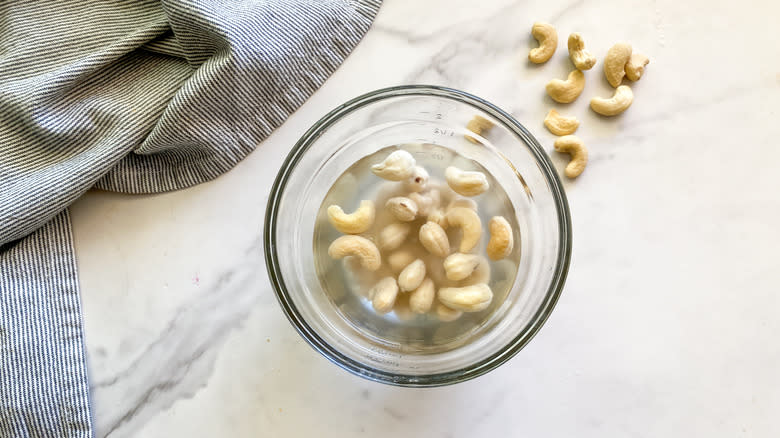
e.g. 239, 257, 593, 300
70, 0, 780, 436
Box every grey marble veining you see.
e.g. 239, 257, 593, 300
71, 0, 780, 436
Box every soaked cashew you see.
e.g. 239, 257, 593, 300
466, 257, 491, 284
553, 135, 588, 178
446, 207, 482, 253
567, 32, 596, 71
398, 259, 426, 292
625, 53, 649, 81
371, 150, 416, 181
438, 283, 493, 312
419, 221, 450, 258
545, 70, 585, 104
408, 192, 434, 216
447, 197, 478, 212
370, 276, 399, 314
543, 109, 579, 136
327, 200, 375, 234
388, 249, 416, 273
404, 166, 429, 193
427, 208, 449, 230
604, 42, 632, 87
409, 278, 435, 314
487, 216, 514, 261
378, 223, 411, 252
528, 22, 558, 64
443, 253, 481, 281
465, 115, 494, 143
435, 302, 463, 322
386, 196, 418, 222
590, 85, 633, 116
328, 235, 381, 270
445, 166, 489, 197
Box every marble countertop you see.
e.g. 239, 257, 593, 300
70, 0, 780, 436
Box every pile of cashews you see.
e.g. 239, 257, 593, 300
326, 150, 515, 322
527, 22, 650, 178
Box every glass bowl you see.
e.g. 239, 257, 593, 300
264, 85, 571, 386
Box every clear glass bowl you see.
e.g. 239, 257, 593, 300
265, 85, 571, 386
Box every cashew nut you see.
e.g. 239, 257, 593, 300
419, 221, 450, 258
386, 196, 418, 222
328, 235, 381, 270
543, 109, 579, 136
408, 192, 433, 216
378, 223, 411, 252
465, 115, 494, 143
447, 197, 478, 212
466, 256, 491, 285
370, 276, 399, 314
409, 277, 435, 314
437, 283, 493, 312
435, 302, 462, 322
604, 42, 632, 87
567, 32, 596, 71
528, 22, 558, 64
625, 53, 649, 81
371, 150, 416, 181
427, 208, 449, 230
388, 249, 416, 273
398, 259, 426, 292
404, 166, 429, 193
326, 200, 375, 234
553, 135, 588, 178
545, 70, 585, 104
487, 216, 513, 261
445, 166, 489, 197
446, 207, 482, 253
590, 85, 633, 116
443, 253, 481, 281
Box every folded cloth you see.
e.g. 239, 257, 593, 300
0, 0, 381, 435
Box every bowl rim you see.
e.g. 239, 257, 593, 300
264, 85, 572, 387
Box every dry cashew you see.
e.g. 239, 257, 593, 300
604, 42, 632, 87
543, 109, 579, 136
409, 277, 435, 314
445, 166, 489, 197
590, 85, 633, 116
446, 207, 482, 253
326, 200, 375, 234
404, 166, 429, 193
386, 196, 418, 222
528, 22, 558, 64
438, 283, 493, 312
328, 235, 381, 270
553, 135, 588, 179
370, 277, 399, 314
487, 216, 513, 260
388, 249, 416, 273
378, 223, 411, 251
625, 53, 649, 81
545, 70, 585, 104
419, 221, 450, 258
371, 150, 416, 181
435, 302, 462, 322
443, 253, 481, 281
398, 259, 426, 292
465, 115, 494, 143
567, 32, 596, 71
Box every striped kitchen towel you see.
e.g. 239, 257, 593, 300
0, 0, 381, 436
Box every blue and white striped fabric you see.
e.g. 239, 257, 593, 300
0, 0, 381, 436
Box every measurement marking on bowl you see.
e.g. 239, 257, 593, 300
433, 127, 454, 137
